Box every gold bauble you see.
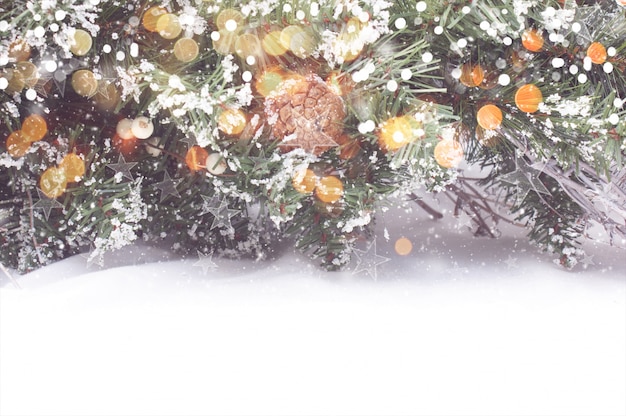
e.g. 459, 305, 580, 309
69, 29, 93, 56
21, 114, 48, 142
142, 6, 167, 32
71, 69, 98, 97
39, 167, 68, 199
156, 13, 182, 40
315, 176, 344, 203
218, 108, 247, 136
173, 38, 200, 62
216, 9, 245, 33
59, 153, 85, 182
6, 130, 30, 158
292, 168, 318, 194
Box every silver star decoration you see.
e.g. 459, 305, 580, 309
51, 69, 68, 97
33, 73, 53, 98
352, 241, 390, 281
179, 135, 197, 148
153, 171, 181, 202
107, 155, 138, 181
581, 254, 595, 268
455, 212, 474, 231
500, 156, 550, 205
32, 189, 64, 220
250, 148, 272, 175
95, 77, 117, 99
200, 195, 220, 215
80, 245, 104, 269
193, 250, 218, 274
204, 198, 240, 231
504, 255, 518, 269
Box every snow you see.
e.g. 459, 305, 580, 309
1, 201, 625, 416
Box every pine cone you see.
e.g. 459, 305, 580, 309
265, 74, 346, 155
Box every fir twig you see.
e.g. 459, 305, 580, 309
409, 193, 443, 219
25, 189, 45, 266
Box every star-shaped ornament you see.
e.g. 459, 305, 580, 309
352, 241, 390, 281
200, 195, 221, 215
52, 72, 67, 97
153, 171, 181, 202
32, 189, 64, 220
32, 73, 53, 98
204, 198, 240, 231
179, 135, 197, 148
581, 253, 595, 268
455, 212, 474, 231
193, 250, 218, 274
504, 255, 518, 269
107, 155, 138, 181
499, 156, 550, 205
80, 245, 104, 269
249, 148, 273, 175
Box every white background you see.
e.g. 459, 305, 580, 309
1, 201, 625, 416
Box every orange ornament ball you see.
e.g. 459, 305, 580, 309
156, 13, 182, 40
39, 166, 68, 199
459, 63, 484, 87
6, 130, 30, 158
185, 145, 209, 172
59, 153, 85, 183
394, 237, 413, 256
476, 104, 503, 130
521, 29, 544, 52
315, 176, 344, 203
292, 168, 318, 194
142, 6, 167, 32
21, 113, 48, 142
587, 42, 607, 65
434, 139, 464, 168
515, 84, 543, 113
